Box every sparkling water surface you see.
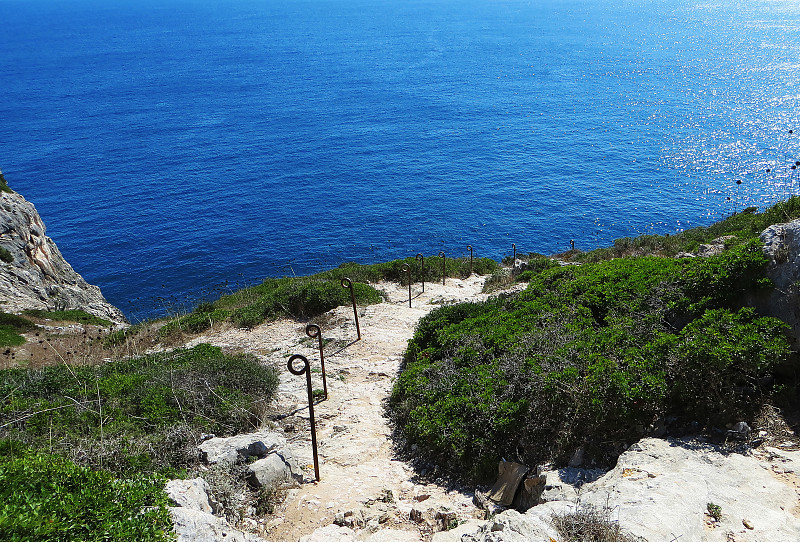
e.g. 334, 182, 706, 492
1, 0, 799, 321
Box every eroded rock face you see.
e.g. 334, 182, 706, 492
0, 190, 126, 323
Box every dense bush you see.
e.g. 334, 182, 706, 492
0, 442, 172, 541
391, 243, 792, 481
0, 344, 278, 474
0, 246, 12, 263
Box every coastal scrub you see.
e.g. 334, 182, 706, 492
391, 241, 792, 480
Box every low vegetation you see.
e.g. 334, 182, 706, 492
552, 504, 644, 542
0, 442, 173, 542
391, 230, 795, 480
159, 255, 498, 337
0, 170, 12, 194
22, 309, 113, 327
0, 343, 279, 539
0, 312, 36, 347
1, 343, 278, 475
572, 197, 800, 262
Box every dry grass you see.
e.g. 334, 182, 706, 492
752, 403, 800, 450
551, 504, 645, 542
0, 319, 165, 370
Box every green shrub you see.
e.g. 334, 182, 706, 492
0, 443, 173, 541
574, 196, 800, 262
0, 171, 12, 194
0, 344, 279, 474
391, 249, 792, 481
0, 246, 12, 264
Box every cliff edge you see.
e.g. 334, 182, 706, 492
0, 188, 126, 324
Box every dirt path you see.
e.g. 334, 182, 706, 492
188, 276, 501, 541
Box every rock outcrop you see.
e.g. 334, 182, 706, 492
757, 219, 800, 350
0, 189, 126, 323
460, 438, 800, 542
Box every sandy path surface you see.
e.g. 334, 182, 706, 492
188, 276, 503, 541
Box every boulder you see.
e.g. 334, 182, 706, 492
199, 430, 287, 465
462, 509, 561, 542
248, 451, 303, 488
757, 219, 800, 350
165, 478, 218, 514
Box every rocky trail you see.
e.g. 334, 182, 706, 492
188, 275, 497, 541
182, 272, 800, 542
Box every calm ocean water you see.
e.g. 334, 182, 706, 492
1, 0, 800, 321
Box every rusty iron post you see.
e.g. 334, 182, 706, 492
402, 263, 411, 307
467, 245, 473, 276
512, 243, 516, 263
416, 254, 425, 292
340, 277, 361, 340
305, 324, 327, 399
287, 354, 320, 481
438, 251, 446, 285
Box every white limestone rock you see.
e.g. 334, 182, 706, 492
165, 478, 217, 514
170, 507, 267, 542
248, 450, 303, 488
199, 430, 288, 465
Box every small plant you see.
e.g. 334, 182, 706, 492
0, 170, 12, 194
707, 502, 722, 521
0, 246, 12, 264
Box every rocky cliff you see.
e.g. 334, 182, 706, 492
0, 189, 126, 324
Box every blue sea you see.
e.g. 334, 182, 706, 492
1, 0, 800, 321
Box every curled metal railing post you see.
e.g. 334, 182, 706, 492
416, 254, 425, 292
512, 243, 516, 263
467, 245, 473, 276
340, 277, 361, 340
305, 324, 327, 400
287, 354, 320, 481
402, 263, 411, 307
438, 251, 446, 285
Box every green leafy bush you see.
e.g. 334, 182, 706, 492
0, 246, 12, 264
391, 249, 792, 481
574, 196, 800, 263
0, 344, 279, 474
0, 171, 12, 194
0, 442, 173, 541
